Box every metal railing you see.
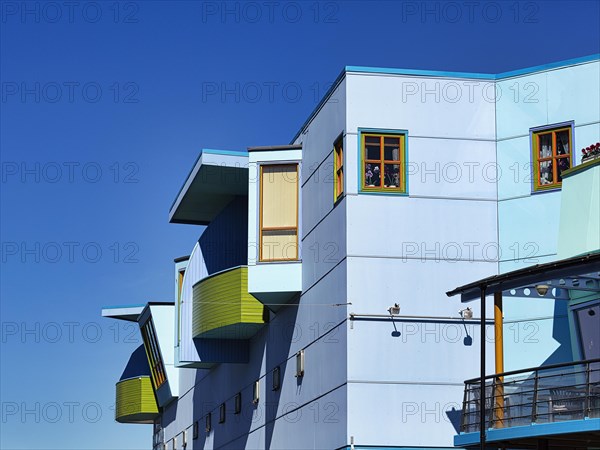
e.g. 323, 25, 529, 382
461, 358, 600, 433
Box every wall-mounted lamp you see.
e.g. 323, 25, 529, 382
535, 284, 549, 296
388, 303, 400, 315
588, 308, 596, 316
459, 307, 473, 320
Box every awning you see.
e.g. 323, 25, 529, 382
446, 251, 600, 303
169, 149, 249, 225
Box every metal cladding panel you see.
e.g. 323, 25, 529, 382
346, 194, 498, 264
115, 376, 158, 423
179, 242, 209, 364
192, 266, 265, 339
498, 192, 561, 263
346, 73, 496, 141
347, 382, 463, 448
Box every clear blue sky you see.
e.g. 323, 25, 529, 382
1, 1, 599, 448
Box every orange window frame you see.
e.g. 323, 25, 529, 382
141, 320, 167, 389
532, 126, 572, 191
334, 137, 344, 201
361, 133, 407, 193
258, 163, 299, 262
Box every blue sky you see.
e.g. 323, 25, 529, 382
1, 1, 599, 448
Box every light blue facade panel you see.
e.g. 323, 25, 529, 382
496, 72, 548, 141
347, 383, 465, 448
547, 62, 600, 127
498, 193, 562, 262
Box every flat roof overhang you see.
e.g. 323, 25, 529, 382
446, 251, 600, 303
169, 149, 249, 225
102, 301, 174, 322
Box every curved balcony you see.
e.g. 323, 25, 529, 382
115, 376, 159, 424
192, 266, 266, 339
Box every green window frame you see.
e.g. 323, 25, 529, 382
360, 130, 407, 193
531, 123, 573, 192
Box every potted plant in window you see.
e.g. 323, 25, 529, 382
581, 142, 600, 163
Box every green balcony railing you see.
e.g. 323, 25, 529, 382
192, 266, 266, 340
115, 376, 159, 424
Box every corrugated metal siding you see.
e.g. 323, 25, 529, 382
192, 266, 265, 339
115, 376, 158, 422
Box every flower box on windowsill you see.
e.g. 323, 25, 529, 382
581, 153, 600, 164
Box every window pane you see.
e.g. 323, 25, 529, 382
557, 157, 570, 182
384, 164, 400, 187
539, 160, 553, 185
261, 165, 297, 228
384, 137, 400, 161
538, 134, 552, 158
366, 143, 380, 160
364, 163, 381, 187
556, 130, 570, 155
262, 230, 297, 260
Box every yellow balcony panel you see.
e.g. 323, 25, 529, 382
115, 376, 159, 424
192, 266, 266, 339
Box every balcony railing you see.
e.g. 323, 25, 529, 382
461, 358, 600, 433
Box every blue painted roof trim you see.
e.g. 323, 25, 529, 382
290, 54, 599, 144
102, 303, 146, 310
455, 418, 600, 446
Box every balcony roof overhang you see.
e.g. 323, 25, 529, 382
102, 301, 174, 322
446, 251, 600, 303
169, 149, 249, 225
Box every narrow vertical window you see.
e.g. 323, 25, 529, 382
234, 392, 242, 414
334, 135, 344, 201
531, 124, 573, 191
219, 403, 226, 423
361, 132, 407, 193
177, 268, 185, 346
205, 413, 212, 433
140, 319, 167, 389
272, 366, 281, 391
259, 164, 299, 261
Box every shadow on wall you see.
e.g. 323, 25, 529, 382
191, 301, 300, 449
199, 196, 248, 276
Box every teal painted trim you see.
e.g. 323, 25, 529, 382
202, 148, 248, 157
455, 418, 600, 446
357, 128, 410, 196
102, 303, 146, 309
291, 55, 599, 146
346, 65, 495, 80
337, 446, 467, 450
290, 67, 347, 144
562, 157, 600, 178
496, 54, 600, 79
346, 54, 600, 81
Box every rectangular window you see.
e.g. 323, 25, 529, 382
234, 392, 242, 414
219, 403, 226, 423
334, 136, 344, 201
205, 413, 212, 433
272, 366, 281, 391
177, 268, 185, 346
140, 319, 167, 389
259, 164, 299, 261
361, 132, 407, 193
531, 124, 573, 191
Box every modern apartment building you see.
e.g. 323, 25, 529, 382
102, 54, 600, 450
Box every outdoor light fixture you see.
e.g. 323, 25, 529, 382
459, 307, 473, 320
535, 284, 549, 296
388, 303, 400, 315
588, 308, 596, 316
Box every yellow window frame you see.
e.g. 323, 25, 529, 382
531, 126, 573, 192
361, 132, 407, 193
